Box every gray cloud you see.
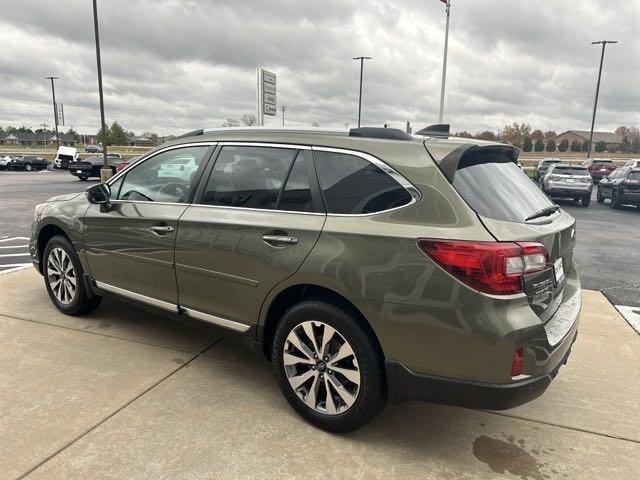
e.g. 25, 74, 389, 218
0, 0, 638, 135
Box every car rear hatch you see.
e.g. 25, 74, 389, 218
548, 166, 592, 189
624, 171, 640, 193
69, 161, 92, 171
424, 142, 576, 323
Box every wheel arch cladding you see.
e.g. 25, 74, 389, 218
37, 225, 70, 273
261, 284, 386, 364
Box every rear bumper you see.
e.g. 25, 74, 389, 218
386, 329, 576, 409
544, 185, 592, 198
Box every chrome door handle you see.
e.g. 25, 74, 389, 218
262, 234, 298, 246
150, 225, 175, 235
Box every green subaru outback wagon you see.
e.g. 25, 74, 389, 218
30, 127, 580, 432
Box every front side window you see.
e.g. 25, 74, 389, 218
201, 146, 298, 210
314, 151, 412, 214
117, 146, 208, 203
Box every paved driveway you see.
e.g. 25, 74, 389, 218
1, 268, 639, 479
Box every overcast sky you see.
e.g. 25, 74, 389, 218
1, 0, 638, 136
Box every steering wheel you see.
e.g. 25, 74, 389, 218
158, 182, 188, 202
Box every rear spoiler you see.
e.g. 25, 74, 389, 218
432, 143, 520, 182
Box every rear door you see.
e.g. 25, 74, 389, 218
174, 144, 325, 330
426, 144, 576, 321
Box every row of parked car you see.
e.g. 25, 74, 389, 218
533, 157, 640, 208
0, 154, 49, 171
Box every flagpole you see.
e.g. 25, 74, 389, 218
438, 0, 451, 124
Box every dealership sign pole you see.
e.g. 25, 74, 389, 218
438, 0, 451, 124
257, 68, 277, 126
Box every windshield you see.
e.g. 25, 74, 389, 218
453, 152, 554, 223
552, 167, 589, 175
592, 161, 613, 166
629, 172, 640, 180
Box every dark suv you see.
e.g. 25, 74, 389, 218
30, 127, 581, 432
597, 168, 640, 208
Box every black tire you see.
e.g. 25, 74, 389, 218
272, 300, 385, 432
78, 175, 89, 181
24, 163, 32, 171
43, 235, 102, 315
581, 193, 591, 207
597, 189, 604, 203
611, 190, 621, 209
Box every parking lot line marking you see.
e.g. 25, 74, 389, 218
614, 305, 640, 335
0, 263, 32, 268
0, 245, 29, 249
0, 237, 30, 242
0, 253, 31, 257
0, 265, 32, 275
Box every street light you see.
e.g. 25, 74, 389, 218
45, 76, 60, 149
353, 56, 372, 128
438, 0, 451, 124
587, 40, 618, 159
92, 0, 110, 180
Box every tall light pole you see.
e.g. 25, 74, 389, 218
92, 0, 110, 180
438, 0, 451, 124
587, 40, 617, 159
45, 76, 60, 149
353, 56, 372, 128
281, 105, 286, 126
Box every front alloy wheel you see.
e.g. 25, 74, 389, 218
43, 235, 102, 315
47, 247, 77, 305
283, 320, 361, 415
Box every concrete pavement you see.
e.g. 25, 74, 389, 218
1, 268, 639, 479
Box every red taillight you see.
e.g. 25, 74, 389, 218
511, 346, 524, 376
416, 239, 549, 295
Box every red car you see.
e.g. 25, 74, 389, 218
115, 155, 142, 172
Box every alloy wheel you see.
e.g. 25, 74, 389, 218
47, 247, 77, 305
283, 320, 361, 415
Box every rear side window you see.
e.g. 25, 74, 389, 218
201, 146, 298, 210
314, 151, 412, 214
452, 152, 553, 223
553, 167, 589, 175
277, 150, 314, 212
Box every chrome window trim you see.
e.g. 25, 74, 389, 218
185, 203, 325, 216
105, 142, 218, 186
95, 281, 178, 313
181, 307, 251, 333
311, 145, 422, 217
217, 141, 312, 150
107, 199, 190, 207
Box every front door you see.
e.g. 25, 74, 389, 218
175, 145, 325, 329
83, 144, 213, 306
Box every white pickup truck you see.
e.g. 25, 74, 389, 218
53, 146, 79, 169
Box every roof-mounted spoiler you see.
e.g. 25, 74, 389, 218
415, 124, 450, 137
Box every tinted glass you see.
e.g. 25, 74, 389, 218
628, 172, 640, 180
277, 151, 314, 212
553, 167, 589, 175
118, 146, 208, 203
542, 160, 561, 165
314, 152, 412, 214
452, 153, 553, 223
592, 160, 614, 166
201, 146, 297, 209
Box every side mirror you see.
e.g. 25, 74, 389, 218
86, 183, 111, 204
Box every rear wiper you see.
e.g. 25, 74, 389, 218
525, 204, 560, 221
